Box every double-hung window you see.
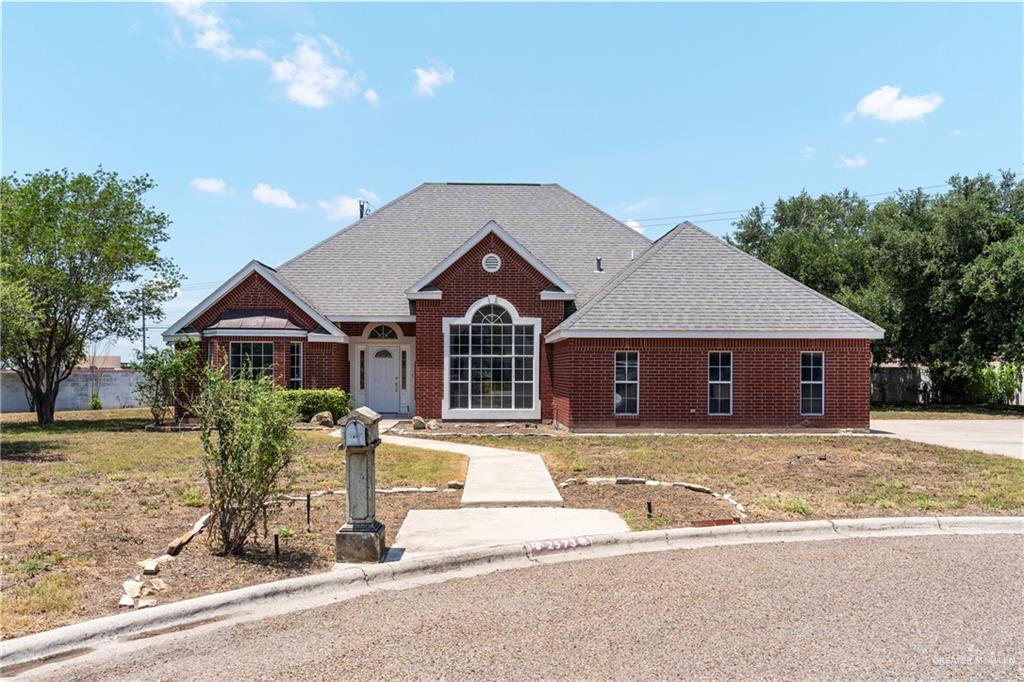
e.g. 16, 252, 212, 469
800, 352, 825, 415
288, 342, 303, 389
229, 342, 274, 381
708, 352, 732, 415
613, 351, 639, 416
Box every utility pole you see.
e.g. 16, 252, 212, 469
141, 307, 147, 354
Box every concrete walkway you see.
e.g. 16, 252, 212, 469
383, 435, 563, 507
389, 508, 628, 558
871, 419, 1024, 459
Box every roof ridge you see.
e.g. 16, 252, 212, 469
555, 221, 691, 331
276, 182, 430, 271
552, 183, 654, 246
682, 221, 883, 332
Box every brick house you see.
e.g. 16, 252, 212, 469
164, 183, 883, 429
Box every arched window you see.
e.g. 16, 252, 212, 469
368, 325, 398, 339
448, 302, 535, 412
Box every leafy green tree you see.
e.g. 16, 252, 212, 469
134, 339, 202, 424
0, 168, 180, 424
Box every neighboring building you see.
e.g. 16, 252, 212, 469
164, 183, 883, 429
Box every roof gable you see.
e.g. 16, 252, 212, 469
163, 261, 345, 340
406, 220, 574, 298
548, 222, 885, 340
275, 183, 650, 318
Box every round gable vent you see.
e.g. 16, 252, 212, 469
481, 253, 502, 273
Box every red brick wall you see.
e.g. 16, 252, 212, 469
190, 272, 348, 392
193, 272, 318, 330
551, 338, 872, 429
413, 233, 564, 419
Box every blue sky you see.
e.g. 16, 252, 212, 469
3, 2, 1021, 355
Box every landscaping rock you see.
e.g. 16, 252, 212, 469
426, 419, 442, 431
411, 416, 427, 430
193, 512, 212, 533
447, 480, 464, 490
141, 585, 157, 597
136, 596, 157, 609
118, 594, 135, 608
142, 559, 160, 575
616, 477, 646, 485
675, 482, 713, 495
559, 478, 577, 488
155, 554, 176, 565
310, 411, 334, 427
123, 580, 142, 599
586, 477, 616, 485
149, 578, 168, 591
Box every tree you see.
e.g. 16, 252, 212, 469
0, 168, 180, 424
193, 369, 299, 555
134, 339, 202, 425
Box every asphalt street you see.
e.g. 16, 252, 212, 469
42, 535, 1024, 680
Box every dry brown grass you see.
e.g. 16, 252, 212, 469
453, 434, 1024, 529
0, 408, 466, 639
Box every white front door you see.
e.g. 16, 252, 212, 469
368, 347, 400, 413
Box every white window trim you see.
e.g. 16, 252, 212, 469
613, 351, 639, 416
800, 351, 826, 416
289, 342, 303, 389
362, 322, 403, 339
442, 295, 541, 420
228, 341, 274, 380
708, 351, 733, 416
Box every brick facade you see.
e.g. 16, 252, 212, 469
191, 272, 349, 392
551, 337, 872, 429
413, 233, 564, 420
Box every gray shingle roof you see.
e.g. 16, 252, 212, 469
275, 183, 650, 317
550, 222, 884, 338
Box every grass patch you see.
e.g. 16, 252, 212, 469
179, 488, 205, 508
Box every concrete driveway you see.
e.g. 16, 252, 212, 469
871, 418, 1024, 459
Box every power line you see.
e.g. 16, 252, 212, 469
623, 182, 951, 226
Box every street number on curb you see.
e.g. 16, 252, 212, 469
527, 536, 592, 558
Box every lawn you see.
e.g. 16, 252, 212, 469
871, 404, 1024, 419
0, 408, 466, 639
450, 434, 1024, 531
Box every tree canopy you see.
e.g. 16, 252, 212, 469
728, 171, 1024, 368
0, 168, 181, 424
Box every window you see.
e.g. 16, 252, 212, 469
288, 343, 303, 389
368, 325, 398, 339
448, 304, 534, 411
375, 349, 393, 359
230, 342, 274, 381
708, 352, 732, 415
359, 350, 366, 390
614, 351, 639, 416
801, 352, 825, 415
401, 350, 408, 390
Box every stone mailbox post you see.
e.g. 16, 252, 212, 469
336, 406, 386, 562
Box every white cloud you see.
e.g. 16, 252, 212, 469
804, 146, 817, 158
838, 154, 867, 169
317, 188, 379, 221
190, 177, 229, 195
625, 219, 643, 233
412, 62, 455, 96
271, 36, 360, 108
873, 137, 888, 144
845, 85, 943, 123
363, 88, 379, 105
951, 128, 962, 136
252, 182, 302, 209
166, 1, 266, 61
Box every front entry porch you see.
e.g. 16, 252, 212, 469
349, 323, 414, 417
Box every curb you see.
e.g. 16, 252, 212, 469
3, 516, 1021, 669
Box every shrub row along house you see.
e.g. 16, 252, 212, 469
164, 183, 883, 429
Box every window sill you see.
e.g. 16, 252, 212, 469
442, 407, 541, 421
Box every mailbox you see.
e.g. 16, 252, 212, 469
335, 406, 384, 562
345, 420, 366, 448
340, 406, 381, 452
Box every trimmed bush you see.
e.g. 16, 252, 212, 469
281, 389, 351, 422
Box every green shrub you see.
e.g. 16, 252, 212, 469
134, 339, 202, 424
193, 370, 300, 555
280, 388, 351, 422
89, 393, 101, 410
931, 362, 1022, 404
